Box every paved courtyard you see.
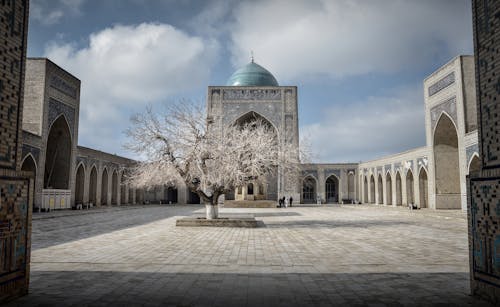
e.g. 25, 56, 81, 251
8, 204, 493, 306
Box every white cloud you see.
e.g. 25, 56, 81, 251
30, 0, 84, 25
44, 22, 218, 156
229, 0, 472, 81
301, 86, 426, 163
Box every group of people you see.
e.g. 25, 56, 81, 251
278, 196, 293, 208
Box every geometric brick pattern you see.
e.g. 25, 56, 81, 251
0, 174, 31, 300
0, 1, 29, 170
470, 177, 500, 287
473, 0, 500, 169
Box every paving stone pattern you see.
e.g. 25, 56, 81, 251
6, 205, 494, 306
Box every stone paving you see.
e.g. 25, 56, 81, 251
7, 204, 494, 306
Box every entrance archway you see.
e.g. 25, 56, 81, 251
377, 174, 383, 204
101, 168, 108, 205
21, 155, 37, 210
468, 155, 481, 176
302, 176, 316, 203
395, 171, 402, 206
234, 111, 278, 201
406, 169, 414, 205
370, 175, 375, 204
89, 166, 97, 205
44, 115, 71, 189
325, 175, 339, 203
419, 168, 428, 208
386, 172, 392, 205
433, 114, 460, 209
75, 164, 85, 205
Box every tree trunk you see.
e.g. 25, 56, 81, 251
205, 203, 218, 219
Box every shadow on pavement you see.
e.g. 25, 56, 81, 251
263, 219, 417, 229
32, 205, 201, 250
6, 271, 492, 306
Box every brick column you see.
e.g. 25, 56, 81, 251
468, 1, 500, 303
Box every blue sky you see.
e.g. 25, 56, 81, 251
27, 0, 473, 162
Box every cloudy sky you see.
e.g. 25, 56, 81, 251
27, 0, 473, 162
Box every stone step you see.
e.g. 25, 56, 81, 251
223, 200, 277, 208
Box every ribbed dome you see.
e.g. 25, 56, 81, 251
226, 61, 279, 86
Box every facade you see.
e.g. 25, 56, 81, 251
358, 56, 479, 211
207, 60, 301, 202
20, 58, 140, 210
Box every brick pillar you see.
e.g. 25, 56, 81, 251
468, 1, 500, 303
0, 1, 31, 301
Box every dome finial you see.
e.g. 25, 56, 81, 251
250, 50, 254, 63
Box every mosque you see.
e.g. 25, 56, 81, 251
20, 54, 478, 211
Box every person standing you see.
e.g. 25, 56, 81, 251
289, 196, 293, 207
278, 197, 282, 208
283, 196, 287, 208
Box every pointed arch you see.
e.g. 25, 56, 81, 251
233, 111, 279, 135
395, 171, 403, 206
120, 171, 127, 204
377, 174, 383, 204
101, 167, 109, 205
385, 171, 392, 205
44, 114, 72, 189
433, 112, 460, 209
419, 167, 428, 208
75, 163, 85, 205
468, 153, 481, 175
347, 171, 355, 201
302, 175, 317, 204
406, 169, 414, 205
111, 170, 118, 205
325, 174, 339, 203
89, 165, 98, 205
363, 176, 368, 203
370, 175, 375, 204
21, 154, 37, 211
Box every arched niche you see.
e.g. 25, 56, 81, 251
101, 168, 109, 205
325, 175, 339, 203
302, 176, 317, 204
89, 166, 97, 205
377, 174, 383, 204
385, 172, 392, 205
44, 115, 72, 189
419, 168, 428, 208
75, 163, 85, 205
433, 113, 460, 209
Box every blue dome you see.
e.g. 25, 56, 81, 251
226, 61, 279, 86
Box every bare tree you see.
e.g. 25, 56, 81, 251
125, 101, 302, 219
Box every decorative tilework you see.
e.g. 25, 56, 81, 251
324, 169, 340, 179
428, 72, 455, 96
467, 144, 480, 164
48, 98, 75, 138
0, 175, 31, 297
302, 170, 318, 179
21, 145, 40, 164
470, 177, 500, 287
417, 157, 428, 169
384, 164, 392, 172
430, 96, 458, 132
222, 89, 281, 101
49, 75, 77, 99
